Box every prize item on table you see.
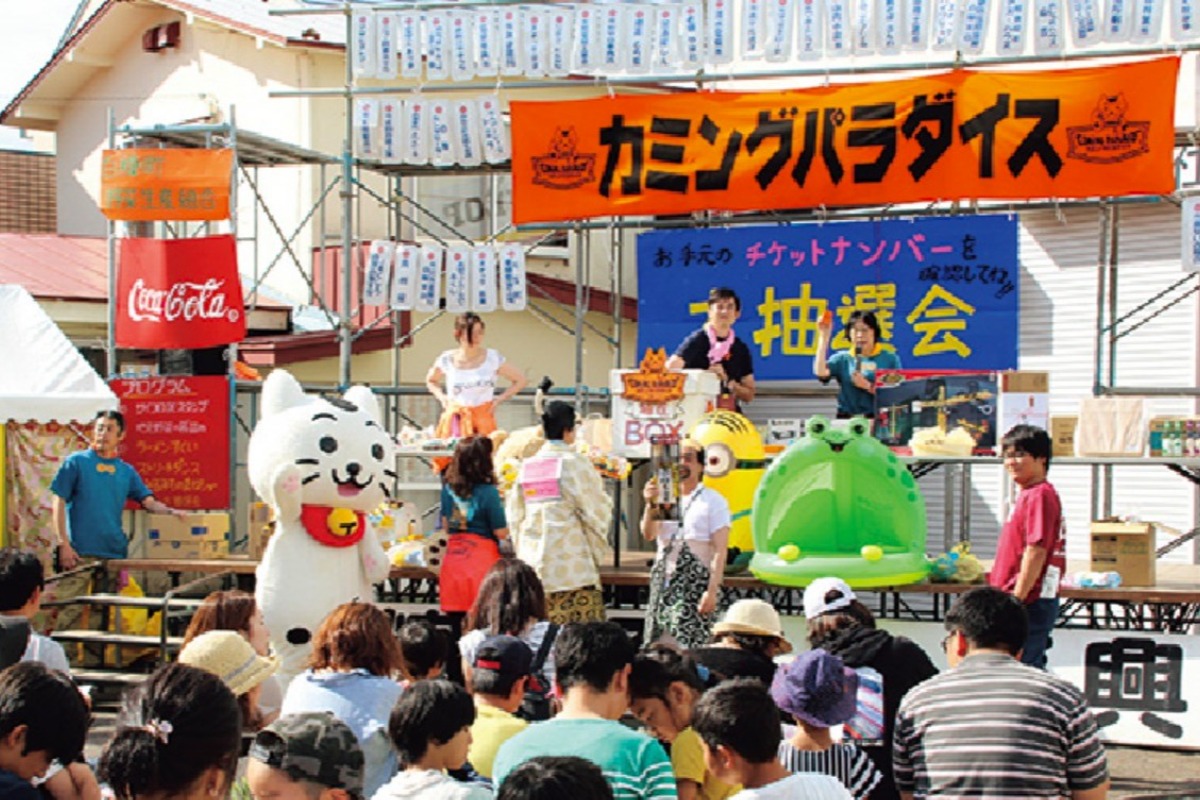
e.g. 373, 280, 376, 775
688, 410, 767, 553
750, 415, 929, 589
875, 370, 998, 453
247, 370, 393, 689
928, 542, 985, 584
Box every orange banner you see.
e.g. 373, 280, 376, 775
511, 58, 1178, 225
100, 148, 234, 221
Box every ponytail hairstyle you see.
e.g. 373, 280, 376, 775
628, 644, 717, 704
99, 663, 242, 800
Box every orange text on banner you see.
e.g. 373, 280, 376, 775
510, 58, 1179, 225
100, 148, 234, 222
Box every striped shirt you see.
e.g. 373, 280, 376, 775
777, 741, 882, 800
893, 653, 1109, 799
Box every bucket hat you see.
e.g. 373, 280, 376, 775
770, 648, 858, 728
179, 629, 278, 696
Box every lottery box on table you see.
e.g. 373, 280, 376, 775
609, 368, 718, 460
145, 512, 230, 559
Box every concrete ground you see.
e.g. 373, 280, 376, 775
84, 710, 1199, 797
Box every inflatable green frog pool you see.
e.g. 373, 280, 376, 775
749, 415, 929, 588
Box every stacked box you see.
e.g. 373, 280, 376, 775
1090, 521, 1156, 587
145, 513, 230, 559
996, 371, 1050, 437
1049, 416, 1077, 458
247, 503, 275, 560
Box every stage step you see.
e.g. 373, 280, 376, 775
72, 669, 150, 688
50, 631, 184, 649
43, 594, 204, 611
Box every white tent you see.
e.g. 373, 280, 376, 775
0, 284, 116, 423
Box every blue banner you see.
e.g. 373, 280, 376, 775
636, 216, 1019, 381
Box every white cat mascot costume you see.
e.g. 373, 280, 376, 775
249, 371, 393, 687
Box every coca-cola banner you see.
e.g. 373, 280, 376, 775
116, 235, 247, 349
110, 375, 231, 510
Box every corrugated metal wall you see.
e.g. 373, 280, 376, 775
752, 203, 1199, 566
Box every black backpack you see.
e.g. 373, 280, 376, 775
517, 623, 559, 722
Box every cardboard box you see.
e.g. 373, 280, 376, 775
146, 538, 229, 560
999, 370, 1049, 393
1050, 416, 1077, 458
997, 392, 1050, 438
1090, 521, 1156, 587
1148, 416, 1200, 457
1075, 397, 1146, 456
247, 503, 275, 560
146, 513, 230, 544
875, 370, 998, 452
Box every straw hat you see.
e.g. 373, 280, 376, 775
711, 598, 793, 653
179, 630, 278, 696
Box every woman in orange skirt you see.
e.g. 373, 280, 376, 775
426, 312, 527, 441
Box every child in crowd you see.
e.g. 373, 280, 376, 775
281, 603, 404, 798
769, 649, 882, 800
0, 662, 90, 800
0, 549, 70, 672
245, 712, 365, 800
400, 619, 450, 682
373, 680, 492, 800
99, 663, 242, 800
496, 757, 613, 800
691, 679, 851, 800
628, 646, 738, 800
178, 629, 278, 731
467, 636, 531, 780
183, 589, 281, 723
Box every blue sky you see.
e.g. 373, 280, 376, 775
0, 2, 80, 151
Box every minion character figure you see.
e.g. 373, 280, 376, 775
688, 411, 767, 552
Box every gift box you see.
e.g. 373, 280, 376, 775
875, 370, 998, 453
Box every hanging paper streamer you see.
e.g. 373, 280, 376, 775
1104, 0, 1132, 38
601, 5, 627, 71
707, 0, 735, 64
444, 246, 471, 313
931, 0, 959, 49
680, 3, 706, 68
548, 6, 574, 77
826, 0, 852, 54
399, 12, 422, 79
376, 13, 398, 80
380, 97, 401, 164
958, 0, 991, 52
402, 97, 429, 165
1034, 0, 1066, 51
392, 244, 419, 311
905, 0, 933, 47
742, 0, 766, 56
853, 0, 878, 53
797, 0, 824, 58
364, 241, 394, 308
449, 12, 475, 81
878, 0, 903, 52
478, 96, 510, 164
654, 4, 682, 69
1067, 0, 1103, 44
475, 8, 499, 76
998, 0, 1029, 51
500, 7, 522, 76
425, 11, 450, 81
764, 0, 795, 60
1173, 0, 1200, 37
429, 99, 457, 168
416, 245, 443, 313
523, 6, 549, 78
353, 9, 376, 79
573, 5, 600, 71
355, 99, 379, 159
499, 244, 527, 312
1131, 0, 1163, 39
452, 99, 483, 168
627, 5, 654, 73
470, 246, 499, 313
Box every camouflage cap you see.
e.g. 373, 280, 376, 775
248, 712, 364, 796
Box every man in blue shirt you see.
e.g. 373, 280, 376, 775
51, 410, 182, 569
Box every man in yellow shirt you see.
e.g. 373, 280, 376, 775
467, 635, 531, 779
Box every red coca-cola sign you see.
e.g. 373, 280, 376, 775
117, 235, 247, 349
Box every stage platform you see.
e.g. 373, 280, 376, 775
105, 558, 1200, 632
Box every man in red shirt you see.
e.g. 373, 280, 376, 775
988, 425, 1065, 669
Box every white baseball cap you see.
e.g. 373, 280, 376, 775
803, 577, 858, 620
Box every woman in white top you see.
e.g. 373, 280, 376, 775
426, 312, 527, 441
